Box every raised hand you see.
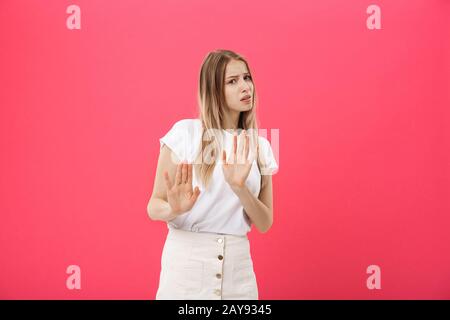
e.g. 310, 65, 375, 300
222, 130, 257, 190
163, 161, 201, 216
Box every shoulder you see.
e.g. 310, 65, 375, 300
256, 134, 279, 175
171, 118, 202, 133
160, 118, 202, 162
257, 135, 272, 151
163, 118, 202, 139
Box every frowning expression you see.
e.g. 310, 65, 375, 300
224, 59, 254, 113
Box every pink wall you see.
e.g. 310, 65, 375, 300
0, 0, 448, 299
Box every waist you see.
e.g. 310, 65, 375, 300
167, 225, 249, 246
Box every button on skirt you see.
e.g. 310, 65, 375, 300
155, 226, 258, 300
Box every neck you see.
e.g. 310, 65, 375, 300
222, 109, 241, 130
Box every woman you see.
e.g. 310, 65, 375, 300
147, 49, 278, 300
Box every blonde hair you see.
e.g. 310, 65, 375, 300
193, 49, 265, 189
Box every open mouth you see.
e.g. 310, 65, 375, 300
241, 95, 252, 102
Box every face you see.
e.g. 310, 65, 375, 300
224, 59, 254, 113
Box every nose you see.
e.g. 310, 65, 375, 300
239, 77, 252, 92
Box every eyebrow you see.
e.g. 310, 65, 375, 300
226, 72, 250, 79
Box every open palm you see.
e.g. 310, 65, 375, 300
222, 130, 257, 190
164, 162, 201, 215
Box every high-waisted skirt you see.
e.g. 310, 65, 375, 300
155, 226, 258, 300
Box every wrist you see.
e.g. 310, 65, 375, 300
230, 183, 248, 195
166, 211, 177, 222
165, 203, 179, 222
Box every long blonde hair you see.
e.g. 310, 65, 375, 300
193, 49, 265, 189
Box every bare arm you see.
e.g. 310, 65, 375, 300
222, 131, 275, 233
147, 144, 179, 222
147, 144, 201, 222
232, 174, 274, 233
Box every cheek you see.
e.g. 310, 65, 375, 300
225, 88, 237, 102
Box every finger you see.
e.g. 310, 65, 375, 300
163, 171, 173, 191
249, 143, 257, 163
244, 134, 250, 162
222, 150, 227, 164
181, 162, 188, 184
232, 132, 237, 163
249, 141, 257, 163
237, 130, 245, 164
187, 163, 192, 184
190, 186, 201, 203
175, 162, 182, 185
255, 143, 260, 162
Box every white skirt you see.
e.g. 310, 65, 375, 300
155, 226, 258, 300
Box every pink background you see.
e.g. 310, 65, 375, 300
0, 0, 449, 299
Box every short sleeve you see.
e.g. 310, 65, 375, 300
159, 119, 200, 162
258, 137, 279, 176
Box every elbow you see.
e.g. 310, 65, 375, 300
262, 224, 272, 234
147, 208, 153, 221
259, 218, 273, 234
147, 203, 156, 221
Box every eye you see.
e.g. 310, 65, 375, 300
228, 76, 252, 84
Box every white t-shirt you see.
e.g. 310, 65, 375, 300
159, 118, 278, 236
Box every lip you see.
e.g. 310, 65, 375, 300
240, 95, 252, 102
241, 97, 251, 103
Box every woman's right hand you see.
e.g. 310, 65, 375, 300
163, 161, 201, 216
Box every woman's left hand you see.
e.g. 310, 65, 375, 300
222, 130, 257, 191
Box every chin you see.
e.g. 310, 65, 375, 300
237, 107, 252, 112
243, 104, 253, 111
229, 103, 253, 113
